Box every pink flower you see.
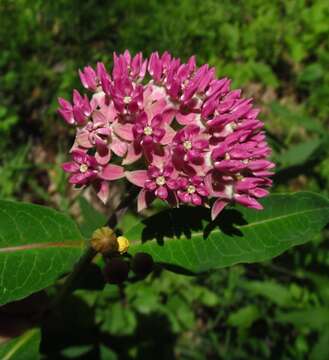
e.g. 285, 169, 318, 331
113, 50, 147, 81
58, 90, 91, 126
75, 120, 112, 165
62, 149, 99, 185
79, 62, 110, 92
109, 76, 144, 115
59, 50, 274, 217
126, 164, 178, 211
133, 113, 165, 145
177, 176, 209, 205
173, 125, 209, 167
62, 149, 124, 203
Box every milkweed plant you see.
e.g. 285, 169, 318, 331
1, 51, 329, 354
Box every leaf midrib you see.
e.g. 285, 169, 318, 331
2, 329, 38, 360
192, 206, 329, 238
0, 240, 85, 253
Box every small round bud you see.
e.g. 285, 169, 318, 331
104, 258, 130, 284
91, 227, 118, 254
117, 236, 129, 254
131, 252, 154, 278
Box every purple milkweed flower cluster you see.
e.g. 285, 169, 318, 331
59, 50, 274, 219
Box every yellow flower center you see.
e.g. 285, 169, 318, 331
143, 126, 153, 136
183, 140, 192, 150
187, 185, 196, 194
79, 164, 89, 173
156, 176, 166, 186
123, 96, 132, 104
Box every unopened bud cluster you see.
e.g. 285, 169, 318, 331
103, 252, 154, 284
91, 227, 129, 255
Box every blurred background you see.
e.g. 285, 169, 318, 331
1, 0, 329, 359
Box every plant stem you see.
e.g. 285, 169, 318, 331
51, 245, 97, 309
107, 184, 139, 228
51, 184, 138, 309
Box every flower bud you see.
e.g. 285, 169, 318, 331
131, 252, 154, 278
104, 257, 130, 284
91, 228, 130, 255
91, 227, 118, 254
117, 236, 129, 254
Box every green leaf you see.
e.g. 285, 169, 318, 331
270, 103, 325, 134
276, 308, 329, 330
61, 345, 94, 358
99, 345, 118, 360
275, 139, 322, 168
0, 328, 41, 360
127, 192, 329, 274
167, 294, 195, 330
298, 63, 324, 85
242, 280, 294, 307
0, 200, 85, 305
100, 303, 137, 336
227, 305, 260, 329
310, 328, 329, 360
305, 272, 329, 304
78, 197, 106, 239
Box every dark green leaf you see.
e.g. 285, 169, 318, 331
276, 308, 329, 330
127, 192, 329, 274
61, 345, 93, 358
0, 328, 40, 360
99, 345, 118, 360
310, 328, 329, 360
0, 200, 85, 305
99, 303, 137, 336
242, 280, 294, 307
227, 305, 260, 329
305, 272, 329, 304
270, 103, 325, 134
275, 139, 322, 168
78, 197, 106, 239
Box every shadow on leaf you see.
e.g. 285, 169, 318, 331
140, 206, 247, 245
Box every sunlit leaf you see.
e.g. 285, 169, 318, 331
0, 201, 85, 305
0, 328, 40, 360
127, 192, 329, 274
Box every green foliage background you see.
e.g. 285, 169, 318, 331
1, 0, 329, 358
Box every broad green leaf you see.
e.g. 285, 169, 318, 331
0, 200, 85, 305
127, 192, 329, 274
0, 328, 40, 360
